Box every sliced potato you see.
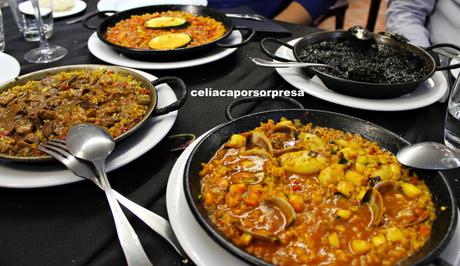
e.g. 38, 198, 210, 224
318, 164, 344, 185
279, 151, 328, 174
148, 33, 192, 50
145, 16, 187, 28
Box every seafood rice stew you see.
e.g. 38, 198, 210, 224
199, 118, 435, 265
105, 10, 226, 50
0, 69, 151, 157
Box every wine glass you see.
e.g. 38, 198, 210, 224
23, 0, 67, 63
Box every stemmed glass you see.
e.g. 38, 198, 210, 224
23, 0, 67, 63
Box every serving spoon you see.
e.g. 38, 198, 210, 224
396, 142, 460, 170
66, 124, 152, 266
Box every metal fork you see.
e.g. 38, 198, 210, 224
38, 140, 188, 263
250, 57, 349, 78
225, 13, 267, 22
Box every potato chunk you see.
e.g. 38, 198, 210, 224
401, 182, 422, 198
386, 227, 404, 242
350, 239, 373, 255
345, 170, 366, 186
336, 209, 352, 219
328, 232, 340, 248
371, 234, 386, 247
318, 164, 344, 185
337, 181, 354, 197
227, 134, 246, 148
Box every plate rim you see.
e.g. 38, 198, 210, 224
53, 0, 87, 18
0, 53, 21, 85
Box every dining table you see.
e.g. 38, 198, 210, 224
0, 1, 459, 265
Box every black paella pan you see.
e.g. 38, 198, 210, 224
83, 5, 255, 60
260, 29, 460, 99
184, 96, 458, 266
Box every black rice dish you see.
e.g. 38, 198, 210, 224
298, 40, 430, 84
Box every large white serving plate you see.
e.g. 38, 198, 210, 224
0, 69, 177, 188
275, 38, 448, 111
87, 31, 241, 70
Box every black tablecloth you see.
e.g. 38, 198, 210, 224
0, 1, 459, 265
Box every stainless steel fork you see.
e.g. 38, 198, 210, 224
38, 140, 188, 263
225, 13, 267, 21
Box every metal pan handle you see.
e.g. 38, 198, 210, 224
150, 77, 188, 117
226, 96, 304, 121
260, 37, 295, 62
82, 10, 118, 30
216, 26, 255, 48
425, 43, 460, 71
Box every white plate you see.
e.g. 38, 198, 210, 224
97, 0, 207, 12
275, 38, 448, 112
0, 53, 20, 84
166, 130, 249, 266
87, 31, 241, 70
53, 0, 87, 18
450, 56, 460, 79
0, 69, 177, 188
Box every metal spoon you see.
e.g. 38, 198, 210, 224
348, 25, 373, 41
66, 124, 152, 266
396, 142, 460, 170
38, 140, 188, 262
251, 57, 348, 77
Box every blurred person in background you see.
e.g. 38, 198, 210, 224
208, 0, 336, 25
386, 0, 460, 47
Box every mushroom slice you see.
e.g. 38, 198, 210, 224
361, 188, 384, 227
245, 132, 273, 155
235, 197, 296, 242
145, 16, 187, 28
148, 33, 192, 50
269, 123, 298, 137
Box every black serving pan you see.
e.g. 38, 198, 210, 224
260, 29, 460, 99
83, 5, 255, 60
0, 64, 187, 162
184, 96, 458, 266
